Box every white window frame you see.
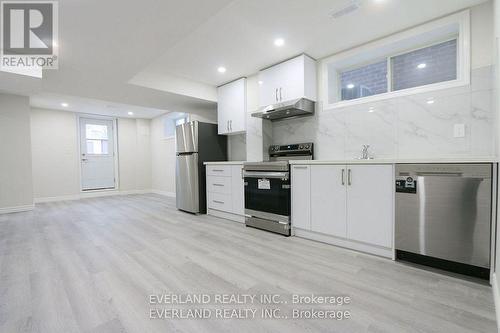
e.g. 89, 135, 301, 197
320, 10, 470, 110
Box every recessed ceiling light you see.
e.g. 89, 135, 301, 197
274, 38, 285, 47
374, 0, 386, 3
426, 99, 435, 105
217, 66, 226, 73
347, 84, 355, 89
368, 107, 375, 113
128, 111, 134, 116
258, 80, 263, 85
61, 102, 68, 107
417, 63, 427, 69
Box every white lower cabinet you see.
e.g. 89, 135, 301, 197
231, 165, 244, 215
291, 165, 311, 230
311, 165, 347, 238
292, 163, 394, 254
206, 164, 245, 222
346, 165, 393, 248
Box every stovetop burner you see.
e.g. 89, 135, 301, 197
243, 142, 313, 172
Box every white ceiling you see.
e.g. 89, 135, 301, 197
30, 93, 168, 119
137, 0, 488, 87
0, 0, 489, 118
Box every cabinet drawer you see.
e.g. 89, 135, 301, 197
207, 165, 231, 177
208, 192, 233, 212
207, 176, 232, 194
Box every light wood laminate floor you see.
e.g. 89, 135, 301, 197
0, 194, 496, 332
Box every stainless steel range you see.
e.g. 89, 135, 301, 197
243, 143, 313, 236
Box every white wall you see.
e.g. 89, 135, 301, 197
31, 108, 80, 199
117, 118, 152, 191
0, 93, 34, 211
150, 115, 176, 196
30, 108, 152, 200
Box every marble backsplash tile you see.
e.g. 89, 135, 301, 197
272, 66, 495, 160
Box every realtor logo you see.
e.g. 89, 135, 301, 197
1, 1, 58, 71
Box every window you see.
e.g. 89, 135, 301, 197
340, 60, 388, 101
323, 10, 469, 107
338, 38, 457, 102
85, 124, 109, 154
163, 113, 189, 138
391, 39, 457, 91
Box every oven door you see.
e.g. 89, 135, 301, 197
244, 171, 290, 222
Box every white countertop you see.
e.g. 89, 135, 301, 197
289, 157, 498, 165
203, 161, 245, 165
204, 158, 498, 166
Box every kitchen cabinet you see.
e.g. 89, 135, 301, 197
292, 163, 394, 252
291, 165, 311, 230
258, 55, 317, 108
217, 78, 246, 135
206, 164, 245, 222
311, 165, 347, 237
346, 165, 393, 248
231, 165, 244, 215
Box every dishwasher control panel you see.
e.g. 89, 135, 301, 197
396, 176, 417, 194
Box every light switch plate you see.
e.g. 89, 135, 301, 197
453, 124, 465, 138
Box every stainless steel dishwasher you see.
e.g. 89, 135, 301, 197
395, 164, 493, 279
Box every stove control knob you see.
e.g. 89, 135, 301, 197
305, 145, 310, 149
299, 145, 303, 149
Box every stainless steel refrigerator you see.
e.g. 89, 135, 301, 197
175, 121, 227, 214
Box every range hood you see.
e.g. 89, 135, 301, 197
251, 98, 315, 121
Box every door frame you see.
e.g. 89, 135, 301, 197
76, 114, 119, 193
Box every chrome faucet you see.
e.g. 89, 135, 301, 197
361, 145, 371, 160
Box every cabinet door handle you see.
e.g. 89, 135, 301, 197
213, 184, 224, 187
341, 169, 345, 185
279, 87, 282, 101
212, 169, 224, 172
230, 120, 232, 131
293, 166, 308, 170
275, 88, 278, 102
347, 169, 352, 186
213, 200, 224, 204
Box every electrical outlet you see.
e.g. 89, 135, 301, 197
453, 124, 465, 138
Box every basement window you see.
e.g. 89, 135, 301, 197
324, 10, 469, 108
163, 113, 189, 139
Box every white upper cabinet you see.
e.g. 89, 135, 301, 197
311, 165, 347, 238
217, 78, 246, 135
346, 165, 394, 248
258, 54, 317, 107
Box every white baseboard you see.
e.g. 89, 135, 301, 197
34, 189, 157, 203
492, 273, 500, 333
207, 208, 245, 223
294, 228, 393, 259
151, 189, 176, 198
0, 204, 35, 214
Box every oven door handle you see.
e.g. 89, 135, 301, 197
243, 171, 289, 179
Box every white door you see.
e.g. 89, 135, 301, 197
277, 55, 304, 102
258, 64, 281, 107
311, 165, 347, 237
79, 117, 116, 191
217, 78, 246, 134
346, 165, 394, 248
291, 165, 311, 230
